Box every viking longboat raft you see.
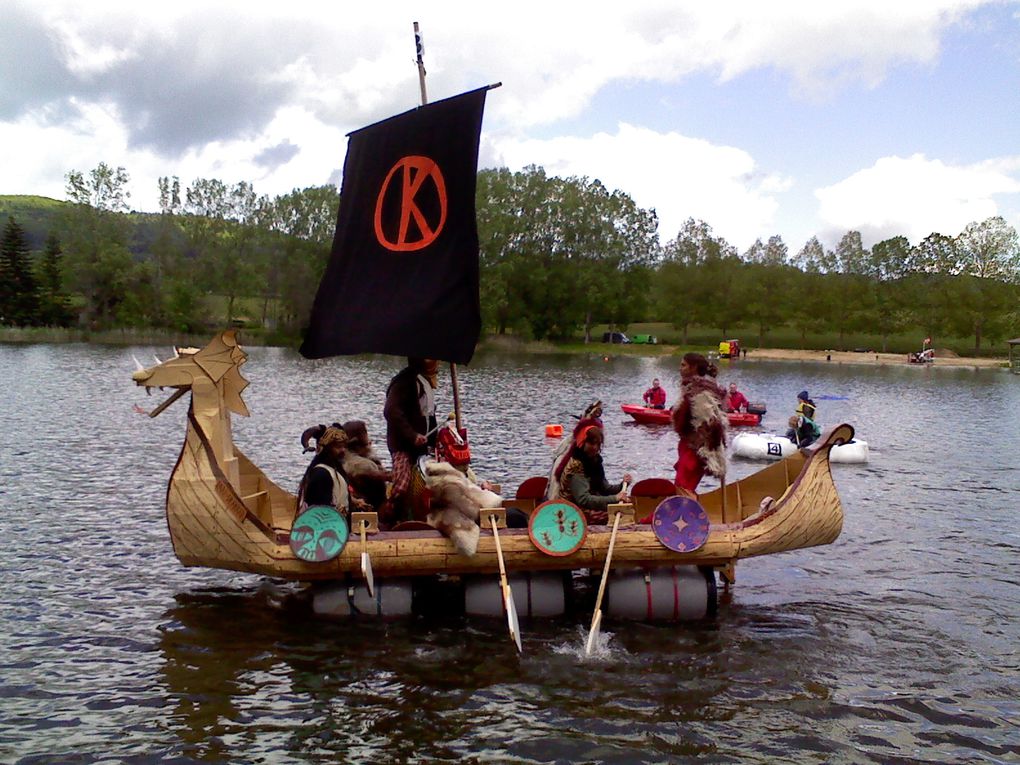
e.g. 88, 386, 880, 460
131, 331, 848, 581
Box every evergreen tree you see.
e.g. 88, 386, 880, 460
36, 232, 72, 326
0, 216, 41, 325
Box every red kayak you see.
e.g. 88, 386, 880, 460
621, 404, 761, 427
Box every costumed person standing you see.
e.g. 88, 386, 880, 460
384, 357, 439, 521
296, 426, 365, 519
555, 425, 632, 525
643, 378, 667, 409
671, 352, 728, 495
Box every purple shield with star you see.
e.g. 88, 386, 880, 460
652, 496, 710, 553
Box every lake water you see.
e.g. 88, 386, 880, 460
1, 342, 1018, 764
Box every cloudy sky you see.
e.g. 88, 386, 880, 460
2, 0, 1018, 252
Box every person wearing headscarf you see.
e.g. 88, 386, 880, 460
672, 352, 727, 494
384, 357, 440, 518
556, 425, 632, 525
545, 400, 604, 501
297, 426, 355, 519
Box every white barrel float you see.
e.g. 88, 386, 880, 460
464, 571, 569, 618
311, 578, 414, 617
605, 566, 716, 621
828, 439, 869, 463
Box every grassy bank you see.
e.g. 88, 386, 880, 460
1, 324, 1010, 366
588, 322, 1011, 359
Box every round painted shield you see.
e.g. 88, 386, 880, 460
651, 496, 710, 553
528, 500, 588, 556
289, 505, 349, 562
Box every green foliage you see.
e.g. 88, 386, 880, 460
0, 216, 41, 325
60, 163, 135, 329
5, 163, 1019, 356
36, 233, 72, 326
476, 167, 659, 341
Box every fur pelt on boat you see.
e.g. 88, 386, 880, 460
423, 461, 503, 556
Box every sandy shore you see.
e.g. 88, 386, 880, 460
746, 348, 1005, 368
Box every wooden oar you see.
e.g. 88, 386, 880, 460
585, 482, 627, 656
489, 511, 522, 653
360, 517, 374, 598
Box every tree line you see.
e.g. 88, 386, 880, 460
1, 162, 1018, 353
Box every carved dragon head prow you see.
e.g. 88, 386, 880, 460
132, 330, 250, 418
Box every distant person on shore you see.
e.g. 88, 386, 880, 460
724, 383, 749, 413
643, 378, 667, 409
554, 424, 632, 525
671, 353, 727, 495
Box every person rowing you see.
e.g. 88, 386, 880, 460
724, 382, 749, 413
642, 378, 667, 409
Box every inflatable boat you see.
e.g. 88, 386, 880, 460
731, 431, 869, 463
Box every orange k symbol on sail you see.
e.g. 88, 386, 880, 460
374, 156, 448, 251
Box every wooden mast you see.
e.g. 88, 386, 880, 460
414, 20, 464, 431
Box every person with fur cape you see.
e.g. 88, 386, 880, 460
671, 352, 728, 494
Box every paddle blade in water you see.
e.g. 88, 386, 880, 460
505, 588, 522, 653
361, 551, 375, 598
585, 609, 603, 656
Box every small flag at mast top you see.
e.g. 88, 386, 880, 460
414, 23, 424, 63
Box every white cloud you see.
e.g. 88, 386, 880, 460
1, 0, 1013, 249
815, 153, 1020, 244
492, 123, 785, 250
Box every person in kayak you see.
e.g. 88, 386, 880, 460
672, 352, 727, 495
555, 424, 632, 525
725, 382, 749, 413
642, 378, 667, 409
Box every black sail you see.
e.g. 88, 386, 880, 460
300, 87, 488, 364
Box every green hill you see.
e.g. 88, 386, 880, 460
0, 195, 68, 250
